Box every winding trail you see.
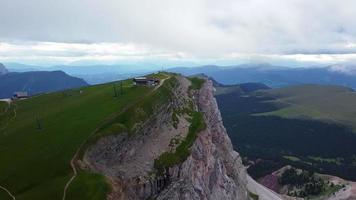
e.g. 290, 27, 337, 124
0, 185, 16, 200
0, 101, 16, 200
62, 76, 169, 200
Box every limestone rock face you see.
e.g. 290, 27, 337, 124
156, 79, 249, 200
83, 77, 251, 200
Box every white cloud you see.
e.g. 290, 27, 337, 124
0, 0, 356, 65
0, 42, 190, 65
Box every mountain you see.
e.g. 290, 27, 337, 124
169, 64, 356, 89
0, 63, 8, 74
4, 63, 155, 84
0, 70, 88, 98
0, 73, 281, 200
215, 81, 356, 185
213, 79, 270, 95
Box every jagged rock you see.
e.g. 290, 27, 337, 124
82, 75, 280, 200
156, 79, 249, 200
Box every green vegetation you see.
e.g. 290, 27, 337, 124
66, 172, 110, 200
154, 111, 206, 175
0, 72, 171, 199
283, 156, 302, 162
248, 191, 259, 200
215, 84, 356, 181
307, 156, 342, 165
0, 102, 15, 131
188, 77, 205, 91
0, 190, 12, 200
280, 168, 343, 199
316, 184, 343, 199
259, 84, 356, 131
81, 75, 178, 155
284, 156, 312, 166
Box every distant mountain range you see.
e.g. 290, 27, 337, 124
169, 63, 356, 89
4, 62, 356, 89
4, 63, 153, 84
0, 64, 88, 98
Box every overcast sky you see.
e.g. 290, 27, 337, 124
0, 0, 356, 67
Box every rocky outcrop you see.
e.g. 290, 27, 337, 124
156, 79, 249, 200
83, 76, 192, 199
82, 76, 280, 200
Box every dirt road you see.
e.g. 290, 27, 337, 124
0, 185, 15, 200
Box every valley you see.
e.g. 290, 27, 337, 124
215, 81, 356, 199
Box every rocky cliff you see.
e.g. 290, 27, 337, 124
81, 75, 279, 200
156, 78, 249, 200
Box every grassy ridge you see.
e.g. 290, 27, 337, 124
0, 73, 170, 199
259, 84, 356, 130
81, 74, 176, 154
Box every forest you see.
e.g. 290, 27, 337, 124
216, 91, 356, 180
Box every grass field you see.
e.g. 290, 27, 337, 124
0, 73, 170, 200
258, 84, 356, 130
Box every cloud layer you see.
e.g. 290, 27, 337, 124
1, 0, 356, 65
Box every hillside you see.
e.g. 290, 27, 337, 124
0, 71, 88, 98
215, 83, 356, 184
0, 75, 154, 199
257, 84, 356, 129
0, 73, 277, 200
214, 81, 270, 95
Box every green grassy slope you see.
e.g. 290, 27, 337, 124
0, 73, 170, 200
257, 84, 356, 129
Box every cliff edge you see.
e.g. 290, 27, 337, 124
81, 75, 281, 200
156, 78, 249, 199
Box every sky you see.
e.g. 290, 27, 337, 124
0, 0, 356, 67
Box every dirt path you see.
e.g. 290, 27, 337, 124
0, 101, 17, 200
62, 76, 169, 200
0, 185, 16, 200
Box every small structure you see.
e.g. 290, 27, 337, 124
12, 91, 29, 100
133, 77, 160, 86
